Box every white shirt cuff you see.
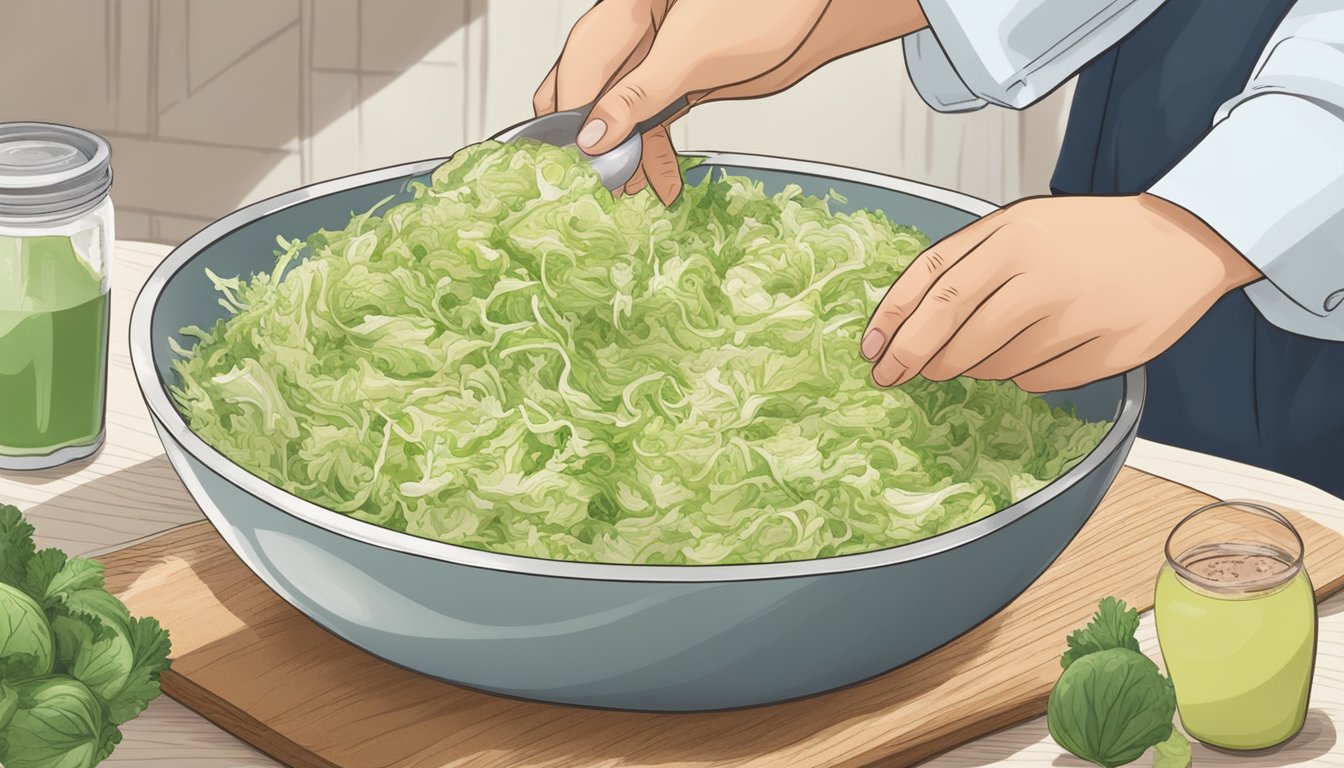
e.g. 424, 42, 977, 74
903, 29, 987, 113
903, 0, 1165, 112
1148, 94, 1344, 340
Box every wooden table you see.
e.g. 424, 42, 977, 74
4, 240, 1343, 767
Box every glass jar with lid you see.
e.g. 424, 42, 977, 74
0, 122, 114, 470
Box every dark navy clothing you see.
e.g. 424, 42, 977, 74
1050, 0, 1344, 498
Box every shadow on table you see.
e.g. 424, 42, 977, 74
1321, 594, 1344, 618
0, 441, 107, 484
21, 454, 203, 556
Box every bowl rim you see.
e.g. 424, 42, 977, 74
129, 150, 1146, 583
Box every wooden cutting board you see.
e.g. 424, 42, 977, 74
99, 467, 1344, 768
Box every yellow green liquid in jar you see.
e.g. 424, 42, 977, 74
0, 235, 109, 456
1155, 543, 1316, 750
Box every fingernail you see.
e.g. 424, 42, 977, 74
577, 119, 607, 150
861, 329, 885, 360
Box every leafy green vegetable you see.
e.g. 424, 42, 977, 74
170, 139, 1112, 565
0, 504, 172, 767
1048, 648, 1176, 768
73, 614, 172, 725
1049, 597, 1185, 768
1152, 728, 1192, 768
1062, 596, 1141, 669
0, 506, 37, 586
0, 585, 53, 677
0, 677, 120, 768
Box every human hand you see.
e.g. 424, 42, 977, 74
533, 0, 927, 204
859, 194, 1263, 392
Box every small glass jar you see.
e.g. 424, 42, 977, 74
1154, 500, 1316, 751
0, 123, 114, 470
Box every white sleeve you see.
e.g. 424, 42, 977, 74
1147, 0, 1344, 341
902, 0, 1167, 112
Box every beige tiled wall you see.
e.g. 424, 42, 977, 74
1, 0, 1073, 246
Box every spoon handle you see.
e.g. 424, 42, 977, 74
574, 96, 691, 140
634, 96, 692, 136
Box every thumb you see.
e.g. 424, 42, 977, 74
577, 65, 682, 156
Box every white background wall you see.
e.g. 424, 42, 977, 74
0, 0, 1075, 246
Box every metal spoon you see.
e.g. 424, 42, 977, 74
491, 97, 690, 191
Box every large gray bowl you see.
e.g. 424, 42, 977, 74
129, 153, 1144, 712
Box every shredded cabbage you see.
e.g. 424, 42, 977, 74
169, 140, 1111, 565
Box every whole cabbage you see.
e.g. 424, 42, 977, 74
0, 504, 172, 768
1048, 648, 1177, 768
0, 677, 118, 768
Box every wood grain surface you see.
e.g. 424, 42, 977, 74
95, 468, 1344, 768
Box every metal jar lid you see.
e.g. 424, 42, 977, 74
0, 122, 113, 219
